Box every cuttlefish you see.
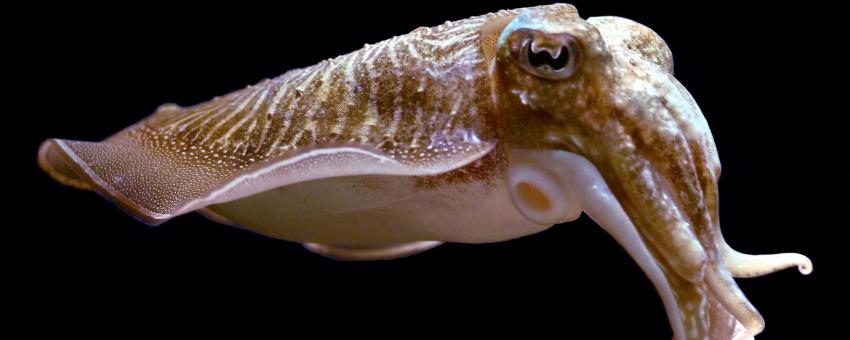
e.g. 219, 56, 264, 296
38, 4, 810, 339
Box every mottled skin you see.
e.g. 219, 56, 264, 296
38, 4, 811, 340
39, 8, 505, 222
491, 6, 811, 339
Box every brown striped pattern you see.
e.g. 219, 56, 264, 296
136, 8, 525, 171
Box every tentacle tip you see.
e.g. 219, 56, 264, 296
797, 255, 813, 275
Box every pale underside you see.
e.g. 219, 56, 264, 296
205, 146, 548, 245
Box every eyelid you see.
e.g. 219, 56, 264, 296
527, 45, 569, 71
517, 34, 582, 80
530, 39, 564, 60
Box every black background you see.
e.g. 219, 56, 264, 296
11, 1, 838, 338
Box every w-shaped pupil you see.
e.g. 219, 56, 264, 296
528, 46, 569, 70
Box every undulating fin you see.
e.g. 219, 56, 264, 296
38, 140, 94, 190
303, 241, 444, 261
195, 207, 240, 227
38, 137, 494, 225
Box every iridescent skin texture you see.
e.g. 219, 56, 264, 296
39, 4, 811, 339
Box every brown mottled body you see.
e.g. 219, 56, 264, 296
155, 16, 499, 162
39, 4, 811, 340
39, 10, 523, 223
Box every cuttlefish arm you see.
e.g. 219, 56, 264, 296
587, 16, 813, 281
490, 6, 811, 339
589, 15, 812, 275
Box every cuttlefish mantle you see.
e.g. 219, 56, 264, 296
38, 4, 811, 339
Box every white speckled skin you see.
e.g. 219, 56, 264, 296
38, 4, 811, 340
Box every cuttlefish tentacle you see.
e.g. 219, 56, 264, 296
491, 6, 811, 339
506, 148, 766, 339
719, 235, 813, 278
587, 11, 812, 277
38, 4, 811, 339
614, 12, 816, 281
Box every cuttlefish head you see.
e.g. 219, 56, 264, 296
489, 4, 811, 339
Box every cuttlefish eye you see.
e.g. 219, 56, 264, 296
518, 32, 582, 79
